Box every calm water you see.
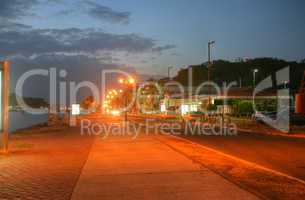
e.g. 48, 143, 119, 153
9, 111, 48, 133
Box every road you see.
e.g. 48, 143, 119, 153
118, 114, 305, 181
182, 131, 305, 181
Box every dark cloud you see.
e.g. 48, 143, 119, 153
84, 1, 130, 24
152, 44, 177, 53
0, 0, 38, 21
0, 28, 155, 56
0, 21, 32, 31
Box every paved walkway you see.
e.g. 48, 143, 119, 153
71, 134, 259, 200
0, 127, 94, 200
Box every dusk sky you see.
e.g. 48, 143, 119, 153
1, 0, 305, 77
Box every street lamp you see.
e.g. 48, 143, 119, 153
119, 78, 124, 84
128, 77, 135, 85
168, 66, 173, 80
207, 40, 215, 104
253, 68, 259, 87
283, 81, 289, 89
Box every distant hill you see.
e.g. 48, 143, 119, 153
10, 94, 48, 108
170, 58, 305, 92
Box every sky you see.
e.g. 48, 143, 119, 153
1, 0, 305, 78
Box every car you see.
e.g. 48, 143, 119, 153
253, 111, 277, 122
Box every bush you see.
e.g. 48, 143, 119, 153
238, 101, 254, 115
207, 104, 217, 111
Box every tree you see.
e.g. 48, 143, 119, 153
81, 96, 95, 109
167, 57, 305, 92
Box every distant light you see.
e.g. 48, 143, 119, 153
71, 104, 80, 115
254, 69, 258, 73
119, 78, 124, 84
181, 104, 189, 115
161, 104, 166, 112
119, 89, 123, 93
111, 110, 120, 116
128, 77, 135, 84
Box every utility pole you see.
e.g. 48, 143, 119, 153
0, 61, 9, 154
208, 41, 215, 104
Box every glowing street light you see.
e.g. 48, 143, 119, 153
119, 78, 124, 84
128, 77, 135, 84
283, 80, 289, 89
118, 77, 136, 86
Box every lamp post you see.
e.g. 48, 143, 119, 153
0, 61, 9, 154
168, 66, 173, 80
253, 69, 259, 88
283, 81, 289, 89
208, 40, 215, 104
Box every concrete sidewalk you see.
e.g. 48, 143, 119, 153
71, 134, 259, 200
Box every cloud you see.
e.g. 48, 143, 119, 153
0, 0, 38, 21
0, 21, 32, 31
152, 44, 177, 53
0, 28, 156, 57
84, 1, 130, 24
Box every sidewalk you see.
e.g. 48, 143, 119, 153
71, 134, 259, 200
0, 127, 94, 200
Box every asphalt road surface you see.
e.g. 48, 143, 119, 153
182, 131, 305, 181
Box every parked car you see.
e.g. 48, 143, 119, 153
253, 111, 277, 122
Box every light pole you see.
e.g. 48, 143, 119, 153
253, 69, 258, 88
168, 66, 173, 80
208, 40, 215, 104
283, 81, 289, 89
0, 61, 9, 154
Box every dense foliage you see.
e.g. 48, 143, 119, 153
172, 58, 305, 91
